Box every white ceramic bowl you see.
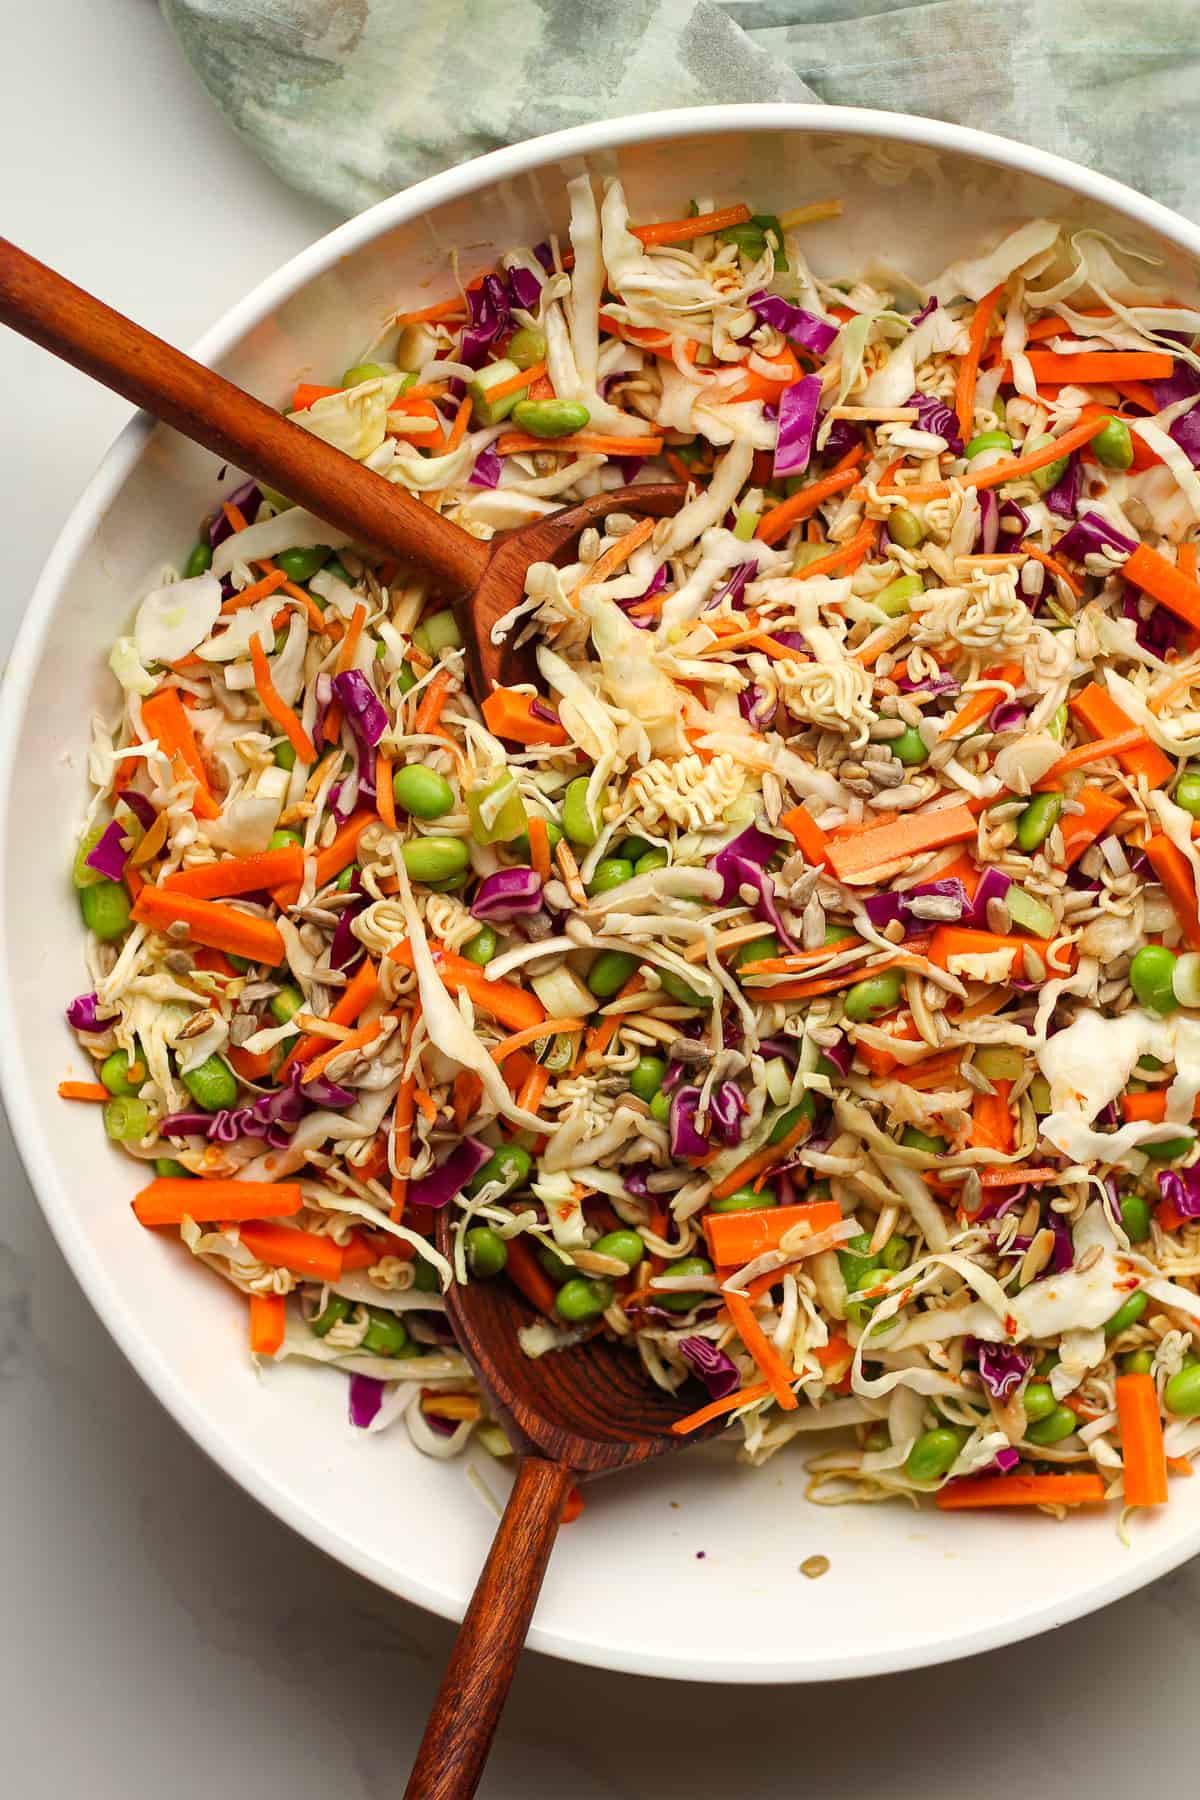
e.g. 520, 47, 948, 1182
6, 104, 1200, 1683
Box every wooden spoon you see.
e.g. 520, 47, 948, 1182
0, 240, 712, 1788
0, 237, 684, 696
401, 1212, 726, 1800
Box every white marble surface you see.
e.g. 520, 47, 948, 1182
4, 5, 1200, 1794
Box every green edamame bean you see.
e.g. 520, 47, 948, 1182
1122, 1348, 1156, 1376
411, 609, 463, 655
1027, 434, 1070, 493
1119, 1193, 1152, 1243
392, 763, 455, 819
465, 1227, 508, 1279
591, 1230, 644, 1270
463, 925, 498, 966
401, 836, 470, 883
1026, 1405, 1077, 1446
635, 848, 669, 875
586, 858, 634, 896
72, 825, 107, 889
886, 509, 925, 550
507, 327, 548, 369
270, 828, 304, 850
656, 968, 711, 1008
1016, 792, 1063, 853
412, 1256, 441, 1294
562, 775, 604, 847
100, 1049, 144, 1096
876, 573, 924, 616
311, 1295, 352, 1337
185, 542, 213, 578
182, 1054, 238, 1113
900, 1126, 947, 1153
1022, 1380, 1057, 1423
649, 1090, 672, 1125
891, 725, 929, 767
466, 1144, 533, 1199
905, 1428, 966, 1482
1176, 770, 1200, 820
588, 949, 639, 999
154, 1158, 192, 1179
538, 1244, 574, 1285
362, 1308, 409, 1356
769, 1098, 815, 1144
80, 880, 130, 941
655, 1256, 713, 1314
1130, 944, 1178, 1015
270, 984, 304, 1027
629, 1055, 667, 1102
617, 837, 653, 862
275, 545, 331, 583
710, 1184, 778, 1213
1164, 1363, 1200, 1417
512, 398, 590, 439
965, 430, 1013, 459
103, 1096, 151, 1142
838, 1233, 880, 1293
555, 1276, 614, 1322
1092, 417, 1133, 470
735, 934, 778, 971
1141, 1133, 1194, 1162
273, 740, 297, 771
1104, 1290, 1149, 1337
843, 968, 904, 1022
342, 362, 388, 387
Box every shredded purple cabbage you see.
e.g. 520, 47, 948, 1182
911, 297, 938, 326
1149, 359, 1200, 411
118, 789, 157, 830
864, 877, 972, 937
1158, 1167, 1200, 1219
988, 700, 1027, 733
668, 1087, 709, 1159
84, 819, 131, 884
678, 1336, 741, 1400
894, 671, 960, 698
906, 390, 963, 455
1122, 584, 1178, 658
506, 265, 542, 311
471, 867, 543, 921
348, 1373, 385, 1429
1044, 451, 1082, 519
208, 479, 261, 548
708, 561, 756, 612
469, 445, 502, 489
1170, 405, 1200, 469
1054, 511, 1138, 562
969, 1338, 1031, 1400
65, 992, 105, 1031
410, 1138, 492, 1210
773, 376, 822, 477
747, 291, 838, 355
738, 684, 777, 731
332, 669, 388, 749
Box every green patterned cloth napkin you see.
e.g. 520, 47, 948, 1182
162, 0, 1200, 219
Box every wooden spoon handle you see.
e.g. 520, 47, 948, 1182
0, 237, 489, 594
404, 1456, 574, 1799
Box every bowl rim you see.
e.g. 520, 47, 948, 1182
6, 101, 1200, 1683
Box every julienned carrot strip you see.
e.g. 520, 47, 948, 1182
248, 1292, 286, 1356
935, 1473, 1107, 1509
132, 1178, 302, 1225
504, 1235, 558, 1318
141, 689, 220, 820
1061, 787, 1125, 866
413, 667, 452, 734
248, 637, 318, 765
443, 396, 472, 454
826, 805, 977, 881
228, 1045, 276, 1084
390, 1068, 416, 1222
737, 944, 864, 976
1021, 540, 1084, 600
58, 1081, 110, 1102
755, 453, 865, 546
780, 519, 875, 580
1035, 726, 1149, 786
630, 203, 751, 247
901, 413, 1109, 502
527, 814, 552, 884
237, 1221, 344, 1281
671, 1380, 772, 1435
220, 569, 288, 615
1122, 1089, 1170, 1124
703, 1201, 841, 1268
927, 926, 1075, 978
573, 517, 657, 597
301, 1017, 384, 1085
482, 360, 547, 403
489, 1017, 583, 1062
980, 1166, 1059, 1187
132, 886, 285, 966
898, 1049, 964, 1092
710, 1118, 810, 1202
277, 956, 380, 1079
271, 809, 375, 908
376, 751, 396, 830
745, 950, 924, 1004
388, 938, 545, 1033
779, 805, 832, 868
495, 431, 665, 456
971, 1079, 1015, 1153
323, 602, 368, 743
1069, 682, 1174, 787
940, 662, 1024, 738
725, 346, 802, 405
480, 687, 569, 746
721, 1287, 799, 1411
395, 295, 469, 326
1116, 1372, 1169, 1507
955, 283, 1004, 438
1025, 349, 1174, 383
1144, 833, 1200, 950
163, 845, 303, 900
1124, 541, 1200, 633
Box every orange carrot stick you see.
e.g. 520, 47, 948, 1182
248, 1292, 286, 1355
940, 662, 1024, 739
1116, 1371, 1169, 1507
1069, 683, 1174, 787
389, 1068, 417, 1223
375, 750, 396, 831
826, 805, 977, 881
709, 1118, 811, 1202
670, 1380, 772, 1435
573, 517, 657, 597
778, 805, 832, 869
1145, 832, 1200, 949
495, 431, 664, 457
776, 517, 875, 579
743, 950, 924, 1004
220, 568, 288, 615
1035, 726, 1149, 786
527, 814, 552, 883
1025, 349, 1174, 383
902, 413, 1109, 502
482, 361, 548, 403
1061, 786, 1125, 867
301, 1017, 384, 1085
504, 1234, 558, 1318
249, 638, 317, 765
970, 1079, 1015, 1153
389, 938, 545, 1033
630, 202, 752, 247
163, 845, 303, 900
413, 667, 452, 734
755, 454, 866, 546
131, 885, 285, 965
721, 1287, 799, 1411
238, 1221, 344, 1281
703, 1201, 841, 1268
927, 926, 1074, 978
1124, 541, 1200, 633
956, 283, 1004, 439
276, 957, 380, 1080
271, 809, 375, 908
480, 688, 569, 746
489, 1017, 582, 1061
141, 688, 219, 820
57, 1081, 110, 1102
935, 1473, 1107, 1509
132, 1178, 302, 1225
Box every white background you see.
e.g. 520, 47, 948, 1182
4, 3, 1200, 1794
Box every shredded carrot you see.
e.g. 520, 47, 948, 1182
899, 1048, 966, 1092
132, 885, 285, 966
443, 395, 472, 454
826, 805, 977, 881
778, 805, 832, 869
220, 568, 288, 615
271, 809, 374, 908
57, 1081, 110, 1102
971, 1080, 1015, 1154
222, 499, 250, 534
482, 361, 547, 402
940, 663, 1024, 739
495, 431, 664, 457
1124, 541, 1200, 633
375, 751, 396, 830
247, 637, 318, 765
1061, 786, 1126, 866
163, 845, 304, 900
778, 518, 875, 580
488, 1017, 583, 1062
726, 346, 802, 406
703, 1201, 841, 1268
901, 413, 1109, 502
1025, 349, 1174, 384
238, 1221, 344, 1281
927, 925, 1074, 979
709, 1117, 811, 1202
721, 1286, 799, 1411
1116, 1372, 1169, 1507
955, 283, 1005, 439
1167, 1456, 1195, 1477
450, 1071, 482, 1133
323, 602, 368, 743
504, 1234, 558, 1318
1145, 832, 1200, 949
572, 517, 656, 598
737, 944, 863, 976
754, 453, 866, 546
248, 1292, 286, 1356
671, 1380, 772, 1435
132, 1178, 302, 1226
389, 938, 545, 1033
411, 1087, 439, 1127
979, 1166, 1060, 1188
413, 666, 452, 734
1035, 726, 1149, 786
527, 814, 552, 883
396, 294, 470, 326
744, 949, 925, 1005
277, 957, 380, 1080
935, 1473, 1107, 1509
480, 687, 569, 746
257, 562, 328, 632
516, 1059, 551, 1119
1021, 540, 1084, 600
630, 202, 752, 247
141, 688, 219, 820
301, 1017, 385, 1085
1070, 682, 1174, 784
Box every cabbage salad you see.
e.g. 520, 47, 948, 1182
64, 176, 1200, 1512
